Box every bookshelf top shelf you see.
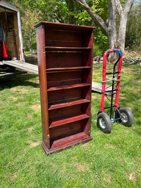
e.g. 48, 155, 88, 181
35, 21, 96, 31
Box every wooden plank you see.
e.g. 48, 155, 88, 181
3, 60, 38, 74
92, 81, 103, 93
46, 66, 91, 72
50, 114, 89, 128
48, 98, 90, 111
47, 83, 90, 91
92, 81, 115, 95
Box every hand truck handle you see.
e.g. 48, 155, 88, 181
113, 49, 122, 59
104, 49, 122, 60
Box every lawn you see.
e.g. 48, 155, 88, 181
0, 62, 141, 188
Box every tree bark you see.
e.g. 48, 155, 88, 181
108, 0, 117, 49
116, 0, 134, 52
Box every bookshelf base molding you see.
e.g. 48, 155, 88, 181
42, 134, 93, 155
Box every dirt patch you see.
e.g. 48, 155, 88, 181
127, 171, 136, 182
30, 104, 41, 112
10, 88, 29, 94
8, 96, 17, 101
75, 162, 91, 172
124, 129, 129, 133
120, 96, 127, 100
29, 141, 40, 148
19, 88, 29, 94
27, 114, 32, 118
128, 107, 132, 111
104, 175, 112, 183
122, 68, 132, 74
93, 72, 101, 75
10, 88, 18, 92
28, 126, 33, 133
72, 156, 77, 161
135, 157, 141, 163
104, 143, 116, 149
17, 102, 23, 106
82, 142, 91, 150
92, 95, 97, 99
10, 172, 17, 181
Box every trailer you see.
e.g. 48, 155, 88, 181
0, 0, 38, 78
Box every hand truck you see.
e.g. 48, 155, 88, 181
97, 49, 134, 133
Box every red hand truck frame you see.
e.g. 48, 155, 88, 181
97, 49, 134, 133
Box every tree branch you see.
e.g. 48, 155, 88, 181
73, 0, 108, 35
124, 0, 134, 15
114, 0, 123, 15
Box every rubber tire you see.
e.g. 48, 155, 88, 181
97, 112, 112, 133
119, 108, 134, 127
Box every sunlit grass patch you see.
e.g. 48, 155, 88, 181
0, 63, 141, 188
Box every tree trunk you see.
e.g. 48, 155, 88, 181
117, 13, 128, 52
108, 0, 117, 49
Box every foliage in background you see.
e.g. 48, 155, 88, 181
4, 0, 141, 54
21, 9, 41, 52
126, 1, 141, 50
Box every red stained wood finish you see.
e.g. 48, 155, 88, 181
35, 21, 95, 155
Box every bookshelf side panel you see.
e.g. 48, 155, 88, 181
36, 25, 50, 149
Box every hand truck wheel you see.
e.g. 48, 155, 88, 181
119, 108, 134, 127
97, 112, 112, 133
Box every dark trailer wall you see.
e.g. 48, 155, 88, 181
0, 6, 21, 61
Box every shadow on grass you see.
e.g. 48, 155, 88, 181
0, 73, 39, 90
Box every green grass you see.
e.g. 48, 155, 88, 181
0, 63, 141, 188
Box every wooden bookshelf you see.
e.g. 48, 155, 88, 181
35, 21, 95, 155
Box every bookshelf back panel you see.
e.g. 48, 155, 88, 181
46, 51, 82, 68
50, 121, 82, 140
48, 87, 82, 104
47, 70, 82, 88
45, 29, 82, 47
49, 105, 82, 123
